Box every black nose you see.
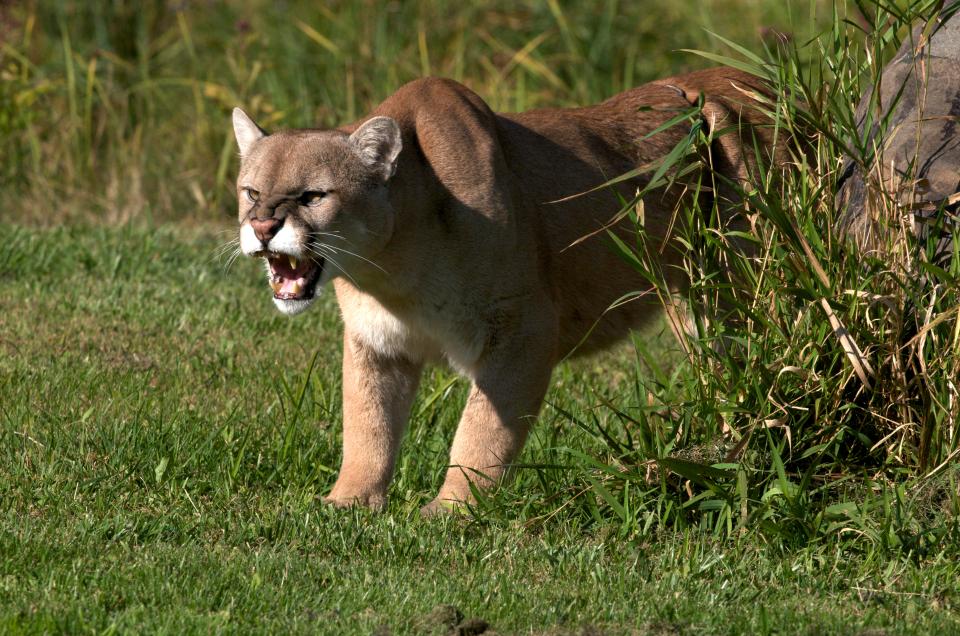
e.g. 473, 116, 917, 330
250, 217, 282, 243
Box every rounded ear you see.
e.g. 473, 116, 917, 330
233, 107, 266, 157
348, 116, 403, 180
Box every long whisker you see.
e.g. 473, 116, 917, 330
212, 240, 240, 259
210, 238, 241, 267
216, 246, 242, 273
309, 240, 387, 274
226, 247, 244, 272
309, 231, 355, 248
213, 236, 239, 250
307, 245, 358, 287
306, 244, 358, 284
311, 230, 347, 239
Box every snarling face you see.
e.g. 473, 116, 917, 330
232, 110, 402, 315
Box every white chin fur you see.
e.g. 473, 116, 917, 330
273, 296, 316, 316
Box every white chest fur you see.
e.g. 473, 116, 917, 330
339, 288, 437, 361
337, 285, 485, 374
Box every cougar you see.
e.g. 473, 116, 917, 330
232, 68, 783, 513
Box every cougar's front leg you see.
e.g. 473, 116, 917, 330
422, 311, 557, 514
323, 330, 422, 510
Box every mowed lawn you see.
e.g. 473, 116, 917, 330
1, 226, 958, 634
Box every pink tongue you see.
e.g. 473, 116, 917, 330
278, 276, 307, 295
269, 257, 312, 297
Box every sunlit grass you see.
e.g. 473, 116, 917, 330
2, 225, 958, 634
3, 0, 960, 633
1, 0, 831, 225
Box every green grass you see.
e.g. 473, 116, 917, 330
4, 0, 960, 633
2, 226, 959, 635
0, 0, 831, 226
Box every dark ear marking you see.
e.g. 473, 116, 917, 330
348, 116, 403, 180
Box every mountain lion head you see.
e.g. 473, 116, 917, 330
232, 109, 402, 315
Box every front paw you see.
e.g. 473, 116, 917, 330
419, 496, 468, 517
322, 487, 387, 511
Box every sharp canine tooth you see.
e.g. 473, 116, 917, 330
270, 280, 282, 293
291, 281, 303, 295
289, 255, 297, 269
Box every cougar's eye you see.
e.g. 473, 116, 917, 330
243, 188, 260, 203
300, 190, 326, 206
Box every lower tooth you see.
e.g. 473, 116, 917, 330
270, 281, 282, 293
291, 281, 303, 295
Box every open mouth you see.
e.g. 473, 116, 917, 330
263, 253, 324, 301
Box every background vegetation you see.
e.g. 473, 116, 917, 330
2, 0, 959, 634
2, 0, 816, 225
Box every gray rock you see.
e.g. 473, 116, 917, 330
837, 4, 960, 264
